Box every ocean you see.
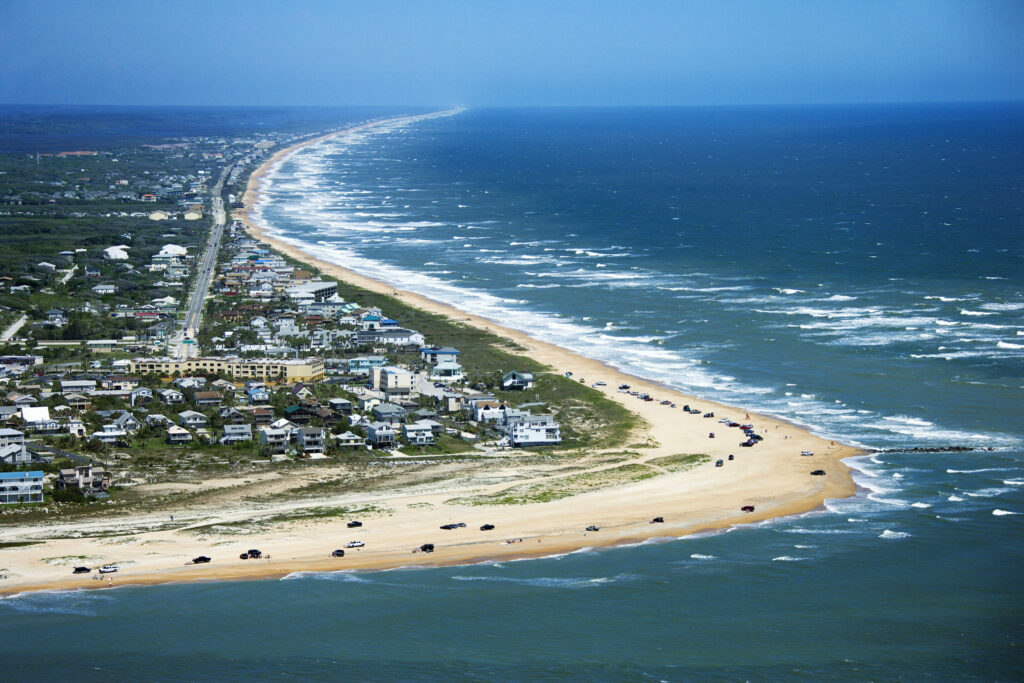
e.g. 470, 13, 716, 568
3, 105, 1023, 680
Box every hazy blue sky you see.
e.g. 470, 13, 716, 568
1, 0, 1021, 106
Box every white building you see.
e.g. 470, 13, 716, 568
0, 471, 44, 504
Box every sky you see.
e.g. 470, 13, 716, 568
1, 0, 1022, 107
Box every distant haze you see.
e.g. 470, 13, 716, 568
1, 0, 1022, 107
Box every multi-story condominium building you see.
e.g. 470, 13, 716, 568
131, 357, 324, 382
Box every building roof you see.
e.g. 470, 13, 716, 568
0, 471, 43, 480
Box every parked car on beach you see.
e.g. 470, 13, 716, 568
192, 556, 211, 564
99, 565, 118, 574
73, 566, 91, 574
345, 541, 365, 548
332, 549, 345, 558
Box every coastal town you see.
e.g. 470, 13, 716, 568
0, 124, 573, 505
0, 116, 852, 593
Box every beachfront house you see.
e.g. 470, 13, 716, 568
507, 413, 561, 447
366, 421, 395, 448
259, 427, 290, 455
0, 471, 44, 504
502, 371, 535, 391
220, 423, 253, 445
419, 346, 460, 365
166, 425, 192, 444
57, 465, 110, 498
403, 421, 435, 446
335, 431, 366, 449
296, 427, 325, 455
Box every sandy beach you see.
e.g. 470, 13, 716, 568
0, 115, 860, 597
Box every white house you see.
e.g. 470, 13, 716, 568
430, 361, 464, 383
403, 421, 435, 446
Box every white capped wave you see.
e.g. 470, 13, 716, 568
689, 553, 716, 560
960, 309, 997, 316
993, 509, 1021, 516
997, 341, 1024, 350
879, 530, 910, 539
772, 555, 809, 561
948, 495, 965, 502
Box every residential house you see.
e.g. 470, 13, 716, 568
173, 377, 206, 390
92, 283, 118, 295
57, 465, 110, 498
130, 386, 153, 406
145, 413, 172, 428
366, 421, 395, 448
165, 425, 192, 444
296, 427, 325, 455
159, 388, 185, 404
371, 403, 407, 425
90, 425, 128, 444
259, 427, 290, 455
0, 471, 44, 503
193, 391, 223, 408
403, 421, 435, 446
430, 361, 464, 384
335, 431, 366, 449
347, 356, 388, 374
65, 393, 92, 411
246, 385, 270, 405
218, 407, 248, 425
502, 371, 536, 391
420, 346, 461, 365
507, 413, 562, 447
220, 423, 252, 445
60, 379, 96, 394
251, 407, 274, 425
177, 410, 207, 428
102, 376, 140, 391
290, 383, 316, 402
327, 398, 352, 415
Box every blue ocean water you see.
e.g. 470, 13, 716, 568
3, 106, 1023, 680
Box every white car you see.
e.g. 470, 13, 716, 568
99, 565, 119, 574
345, 541, 365, 548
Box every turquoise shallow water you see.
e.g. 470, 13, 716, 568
3, 105, 1023, 680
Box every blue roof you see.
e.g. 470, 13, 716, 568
0, 471, 44, 480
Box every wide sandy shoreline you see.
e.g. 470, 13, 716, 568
0, 113, 860, 597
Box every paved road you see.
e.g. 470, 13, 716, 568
169, 166, 230, 359
1, 314, 27, 342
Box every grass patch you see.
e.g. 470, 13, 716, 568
646, 453, 711, 472
448, 463, 660, 506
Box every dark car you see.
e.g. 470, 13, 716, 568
331, 549, 345, 558
347, 520, 363, 528
440, 523, 457, 530
741, 505, 755, 512
420, 543, 435, 553
480, 523, 495, 531
239, 553, 249, 560
740, 440, 755, 447
243, 549, 262, 559
586, 525, 600, 532
650, 517, 664, 524
728, 454, 734, 461
192, 556, 211, 564
72, 566, 91, 574
811, 469, 826, 476
715, 459, 724, 467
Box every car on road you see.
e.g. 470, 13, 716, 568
192, 556, 211, 564
345, 541, 365, 548
72, 566, 91, 574
347, 520, 363, 528
331, 549, 346, 558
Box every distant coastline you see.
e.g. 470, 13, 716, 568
0, 111, 861, 598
